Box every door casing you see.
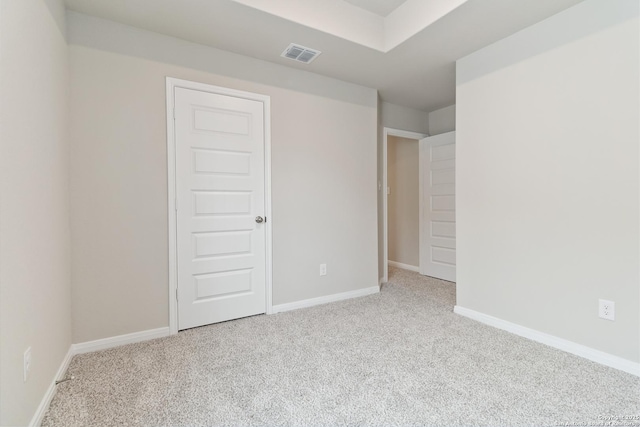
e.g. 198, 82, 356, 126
166, 77, 273, 335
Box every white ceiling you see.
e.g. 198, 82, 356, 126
63, 0, 585, 112
343, 0, 409, 17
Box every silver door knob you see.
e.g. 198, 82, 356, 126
255, 216, 264, 223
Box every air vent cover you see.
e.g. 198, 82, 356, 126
281, 43, 321, 64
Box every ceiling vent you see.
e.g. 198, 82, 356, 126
281, 43, 321, 64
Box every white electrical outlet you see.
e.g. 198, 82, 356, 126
319, 263, 327, 276
23, 347, 31, 382
599, 299, 615, 321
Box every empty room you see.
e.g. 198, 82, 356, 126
1, 0, 638, 426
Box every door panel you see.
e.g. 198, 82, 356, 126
175, 87, 266, 330
420, 131, 456, 282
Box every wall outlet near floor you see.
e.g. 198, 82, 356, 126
319, 263, 327, 276
23, 347, 31, 382
598, 299, 615, 321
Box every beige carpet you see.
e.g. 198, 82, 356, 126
43, 267, 640, 426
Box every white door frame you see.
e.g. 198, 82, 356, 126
166, 77, 273, 335
382, 127, 428, 283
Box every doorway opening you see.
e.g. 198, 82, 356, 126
382, 128, 426, 283
382, 128, 457, 284
387, 135, 421, 272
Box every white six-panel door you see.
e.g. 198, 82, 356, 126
174, 87, 267, 330
420, 131, 456, 282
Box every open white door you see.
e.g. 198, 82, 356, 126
174, 86, 268, 330
419, 131, 456, 282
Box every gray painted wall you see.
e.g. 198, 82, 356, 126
0, 0, 72, 425
381, 101, 429, 135
428, 105, 455, 135
456, 0, 639, 362
67, 11, 379, 343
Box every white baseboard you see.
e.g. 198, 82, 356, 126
30, 326, 171, 426
29, 347, 74, 427
72, 327, 171, 354
388, 260, 419, 273
272, 286, 380, 314
454, 305, 640, 377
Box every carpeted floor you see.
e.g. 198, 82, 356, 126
42, 267, 640, 427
